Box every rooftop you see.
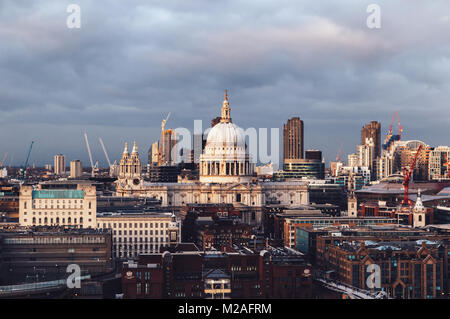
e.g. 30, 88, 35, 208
32, 189, 84, 199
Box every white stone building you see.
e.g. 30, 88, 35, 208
97, 212, 180, 258
115, 92, 310, 210
19, 184, 97, 228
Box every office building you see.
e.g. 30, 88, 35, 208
18, 183, 97, 228
97, 212, 180, 259
283, 117, 304, 161
54, 154, 66, 175
361, 121, 381, 159
70, 160, 82, 178
0, 226, 112, 285
393, 140, 431, 180
429, 146, 450, 180
305, 150, 322, 161
276, 159, 325, 180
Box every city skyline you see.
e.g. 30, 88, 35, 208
1, 1, 450, 166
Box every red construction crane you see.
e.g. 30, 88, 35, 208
388, 112, 395, 136
402, 145, 423, 206
396, 109, 403, 141
335, 144, 344, 162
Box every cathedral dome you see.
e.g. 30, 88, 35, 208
199, 90, 252, 184
204, 122, 246, 158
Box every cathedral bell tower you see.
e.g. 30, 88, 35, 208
117, 141, 143, 194
220, 89, 232, 123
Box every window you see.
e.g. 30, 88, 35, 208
136, 283, 141, 295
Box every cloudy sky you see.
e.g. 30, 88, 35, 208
0, 0, 449, 168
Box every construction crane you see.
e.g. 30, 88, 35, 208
20, 141, 34, 182
0, 152, 8, 168
161, 112, 171, 133
335, 144, 344, 162
396, 109, 403, 141
383, 110, 403, 151
159, 112, 171, 165
401, 144, 423, 206
99, 137, 112, 168
84, 131, 96, 177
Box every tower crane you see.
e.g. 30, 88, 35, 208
396, 109, 403, 141
388, 111, 395, 136
20, 141, 34, 182
335, 144, 344, 162
84, 131, 96, 177
99, 137, 112, 168
159, 112, 171, 165
401, 144, 422, 206
0, 152, 8, 168
161, 112, 171, 133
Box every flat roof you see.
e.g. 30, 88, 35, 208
32, 190, 84, 199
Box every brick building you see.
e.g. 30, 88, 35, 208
316, 238, 448, 299
121, 244, 313, 299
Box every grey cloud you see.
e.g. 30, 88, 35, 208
0, 0, 449, 166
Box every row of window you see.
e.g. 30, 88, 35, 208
25, 217, 92, 224
24, 201, 92, 209
113, 230, 169, 236
113, 237, 169, 243
23, 211, 92, 216
98, 222, 169, 229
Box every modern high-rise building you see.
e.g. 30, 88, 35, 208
305, 150, 322, 161
54, 154, 65, 175
70, 160, 82, 178
148, 141, 160, 166
347, 153, 359, 167
356, 143, 373, 168
283, 117, 304, 161
393, 140, 431, 180
160, 129, 177, 165
428, 146, 450, 180
361, 121, 381, 159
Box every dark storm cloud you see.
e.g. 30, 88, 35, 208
0, 0, 449, 166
